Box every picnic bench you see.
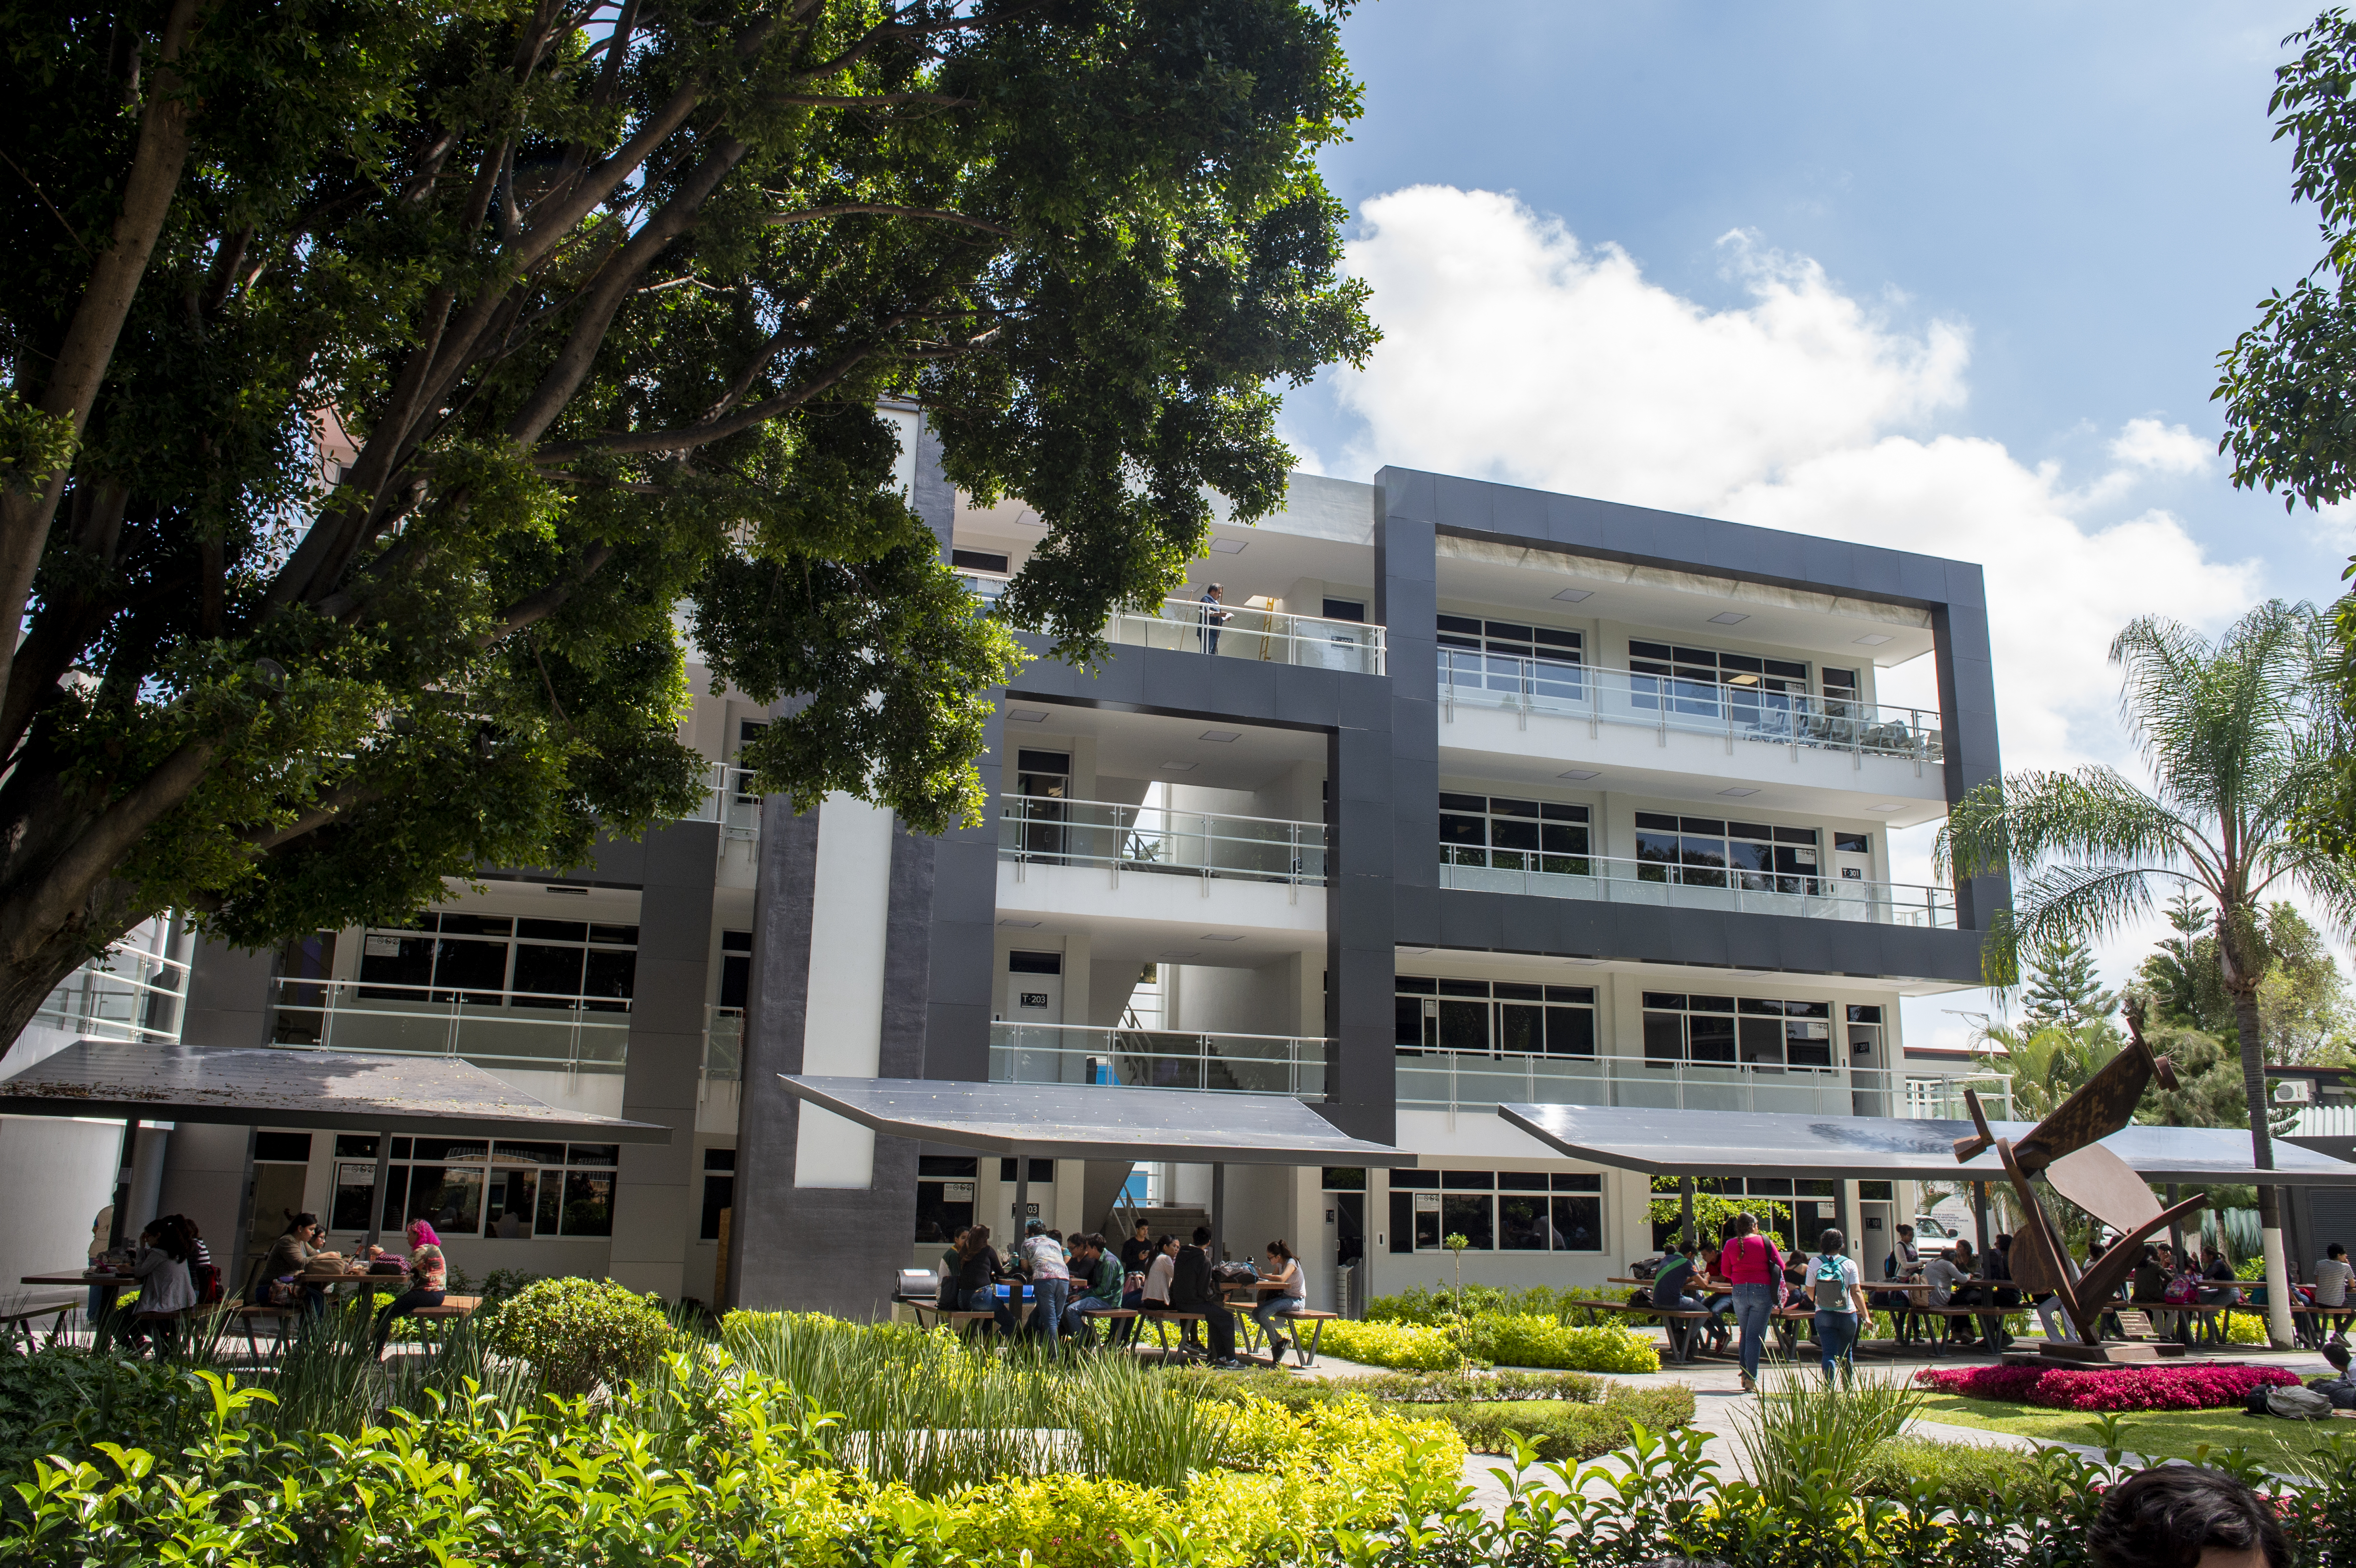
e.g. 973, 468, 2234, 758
1272, 1308, 1338, 1368
0, 1300, 75, 1350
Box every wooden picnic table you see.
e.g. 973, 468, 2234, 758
23, 1271, 131, 1351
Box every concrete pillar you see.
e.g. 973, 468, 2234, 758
607, 819, 720, 1297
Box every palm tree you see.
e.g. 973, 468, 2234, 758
1938, 601, 2356, 1348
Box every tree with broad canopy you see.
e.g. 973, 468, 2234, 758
0, 0, 1378, 1045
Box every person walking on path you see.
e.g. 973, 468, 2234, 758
1717, 1212, 1782, 1393
1806, 1227, 1869, 1383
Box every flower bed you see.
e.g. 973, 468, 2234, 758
1916, 1361, 2300, 1412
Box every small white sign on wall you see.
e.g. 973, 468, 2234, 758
364, 934, 402, 957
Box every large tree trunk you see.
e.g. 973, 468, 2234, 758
2228, 985, 2296, 1349
0, 873, 153, 1053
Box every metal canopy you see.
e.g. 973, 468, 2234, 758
779, 1076, 1409, 1165
0, 1040, 672, 1143
1499, 1102, 2356, 1186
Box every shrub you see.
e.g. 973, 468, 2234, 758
480, 1276, 676, 1395
1854, 1435, 2047, 1502
1916, 1361, 2298, 1412
1464, 1314, 1662, 1373
1444, 1385, 1697, 1463
1351, 1369, 1608, 1404
1320, 1318, 1465, 1370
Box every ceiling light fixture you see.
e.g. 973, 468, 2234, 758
1718, 787, 1759, 798
1708, 611, 1749, 625
996, 919, 1042, 928
1199, 730, 1240, 742
1006, 708, 1049, 723
545, 885, 590, 895
1853, 633, 1894, 647
1161, 761, 1198, 772
1207, 537, 1247, 555
1557, 768, 1600, 781
1867, 802, 1902, 812
1200, 934, 1244, 942
1156, 950, 1198, 961
1551, 587, 1593, 603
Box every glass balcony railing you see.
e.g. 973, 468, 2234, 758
677, 763, 760, 838
267, 977, 631, 1074
30, 942, 189, 1046
1394, 1050, 2013, 1120
1001, 795, 1326, 887
1437, 851, 1956, 928
960, 571, 1385, 674
990, 1021, 1328, 1098
704, 1005, 743, 1083
1438, 649, 1942, 767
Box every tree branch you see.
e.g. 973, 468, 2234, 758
242, 782, 383, 851
765, 202, 1014, 238
766, 93, 976, 108
13, 739, 218, 949
480, 543, 616, 644
534, 342, 879, 458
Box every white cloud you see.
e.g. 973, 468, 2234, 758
2109, 417, 2214, 476
1324, 185, 2262, 778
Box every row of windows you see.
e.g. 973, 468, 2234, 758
1641, 995, 1884, 1069
1439, 795, 1592, 872
1396, 976, 1598, 1057
1387, 1169, 1605, 1253
355, 914, 638, 1007
325, 1135, 619, 1240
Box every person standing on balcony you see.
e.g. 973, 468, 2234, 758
1197, 583, 1230, 655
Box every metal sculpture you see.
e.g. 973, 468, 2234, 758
1952, 1012, 2206, 1359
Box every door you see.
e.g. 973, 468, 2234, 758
1013, 750, 1070, 861
244, 1164, 310, 1275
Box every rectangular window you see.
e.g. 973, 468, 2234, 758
1320, 1167, 1367, 1191
951, 548, 1009, 574
1834, 831, 1871, 854
1390, 1171, 1603, 1252
1437, 619, 1584, 704
998, 1158, 1055, 1183
1441, 1194, 1494, 1250
1321, 598, 1366, 622
355, 911, 637, 1012
1435, 794, 1591, 873
1397, 976, 1595, 1058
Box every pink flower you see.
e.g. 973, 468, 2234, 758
1913, 1363, 2298, 1412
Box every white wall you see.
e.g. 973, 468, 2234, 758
794, 793, 894, 1189
0, 1116, 128, 1299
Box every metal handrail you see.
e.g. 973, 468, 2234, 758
30, 944, 191, 1046
266, 976, 632, 1075
958, 570, 1386, 674
1001, 794, 1326, 888
703, 1005, 744, 1083
1391, 1049, 2013, 1119
989, 1020, 1329, 1098
678, 763, 761, 838
1437, 850, 1956, 928
1437, 648, 1943, 770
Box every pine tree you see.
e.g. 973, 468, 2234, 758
2022, 932, 2119, 1033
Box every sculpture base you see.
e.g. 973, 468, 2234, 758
2002, 1340, 2191, 1366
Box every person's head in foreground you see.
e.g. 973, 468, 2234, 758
2088, 1464, 2289, 1568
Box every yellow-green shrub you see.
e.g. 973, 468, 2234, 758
1318, 1318, 1462, 1370
1463, 1314, 1661, 1373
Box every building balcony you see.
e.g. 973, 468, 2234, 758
677, 763, 760, 838
1437, 651, 1947, 812
990, 1020, 1328, 1098
32, 941, 189, 1047
268, 977, 631, 1075
1437, 852, 1956, 928
998, 796, 1328, 937
1396, 1048, 2013, 1120
962, 570, 1385, 675
704, 1005, 743, 1082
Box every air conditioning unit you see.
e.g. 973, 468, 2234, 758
2273, 1078, 2313, 1104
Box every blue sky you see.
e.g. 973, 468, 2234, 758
1276, 2, 2350, 1033
1287, 0, 2340, 597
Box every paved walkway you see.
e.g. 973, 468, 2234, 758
1282, 1337, 2348, 1510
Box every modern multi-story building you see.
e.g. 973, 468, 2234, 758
0, 424, 2012, 1315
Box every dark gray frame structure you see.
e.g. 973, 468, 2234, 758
720, 462, 2011, 1316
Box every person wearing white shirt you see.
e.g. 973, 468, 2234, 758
2315, 1243, 2353, 1340
122, 1219, 195, 1354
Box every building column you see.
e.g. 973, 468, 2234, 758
607, 819, 720, 1297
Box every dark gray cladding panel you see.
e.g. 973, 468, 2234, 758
0, 1040, 671, 1141
1406, 885, 1989, 988
1502, 1102, 2356, 1186
781, 1075, 1411, 1164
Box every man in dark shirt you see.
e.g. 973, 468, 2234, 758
1169, 1225, 1239, 1364
1120, 1221, 1156, 1275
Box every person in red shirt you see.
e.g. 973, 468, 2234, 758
1717, 1211, 1784, 1393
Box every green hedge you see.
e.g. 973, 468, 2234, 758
1322, 1313, 1661, 1373
1444, 1385, 1697, 1463
477, 1276, 676, 1395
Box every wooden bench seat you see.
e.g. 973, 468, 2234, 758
1271, 1308, 1338, 1369
1136, 1311, 1209, 1359
911, 1303, 1000, 1334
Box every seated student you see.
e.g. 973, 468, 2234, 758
372, 1243, 446, 1358
2316, 1242, 2354, 1341
952, 1226, 1009, 1330
1168, 1226, 1240, 1366
1254, 1241, 1306, 1364
1920, 1242, 1982, 1344
1141, 1235, 1178, 1317
1063, 1232, 1123, 1342
120, 1218, 196, 1355
1986, 1234, 2021, 1309
936, 1226, 968, 1310
2129, 1243, 2175, 1339
2309, 1341, 2356, 1410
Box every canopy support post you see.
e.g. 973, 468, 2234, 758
1212, 1162, 1227, 1263
1679, 1175, 1696, 1253
107, 1116, 136, 1249
1014, 1158, 1031, 1238
1972, 1181, 1991, 1257
365, 1130, 393, 1249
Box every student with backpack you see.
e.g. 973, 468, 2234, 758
1716, 1212, 1782, 1393
1806, 1227, 1869, 1382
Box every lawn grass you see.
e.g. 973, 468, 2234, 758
1915, 1391, 2356, 1470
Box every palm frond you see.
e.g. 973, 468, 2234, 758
2011, 862, 2198, 951
1936, 766, 2209, 882
2113, 603, 2320, 825
2247, 841, 2356, 941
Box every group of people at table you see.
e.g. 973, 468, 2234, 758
78, 1206, 451, 1357
1643, 1215, 2350, 1385
938, 1218, 1305, 1366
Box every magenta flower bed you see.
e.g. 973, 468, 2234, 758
1916, 1362, 2300, 1412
